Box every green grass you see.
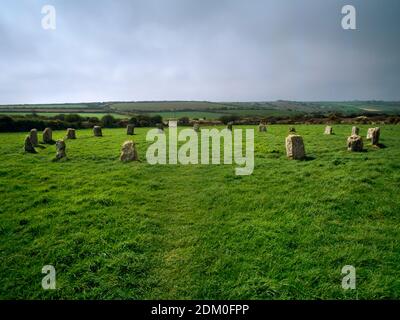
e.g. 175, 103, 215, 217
0, 125, 399, 299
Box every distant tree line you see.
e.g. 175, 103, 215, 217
1, 112, 399, 132
0, 114, 165, 132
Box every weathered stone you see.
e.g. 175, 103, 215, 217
93, 126, 102, 137
285, 134, 306, 160
347, 134, 363, 152
120, 140, 138, 162
351, 126, 359, 135
24, 135, 36, 153
55, 140, 67, 160
127, 124, 135, 135
42, 127, 53, 144
324, 126, 333, 135
29, 129, 38, 146
66, 128, 76, 139
227, 122, 233, 131
289, 127, 296, 133
259, 123, 267, 132
370, 127, 380, 145
366, 128, 374, 140
168, 120, 177, 128
193, 122, 200, 132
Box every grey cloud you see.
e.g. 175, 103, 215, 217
0, 0, 399, 104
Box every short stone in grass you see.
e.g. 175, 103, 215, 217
289, 127, 296, 133
120, 140, 139, 162
352, 126, 359, 135
285, 134, 306, 160
127, 124, 135, 135
227, 122, 233, 131
324, 126, 333, 135
55, 140, 67, 160
42, 127, 53, 144
366, 128, 374, 140
29, 129, 38, 146
24, 135, 37, 153
259, 123, 267, 132
347, 134, 363, 152
193, 122, 200, 132
66, 128, 76, 139
370, 127, 380, 146
93, 126, 102, 137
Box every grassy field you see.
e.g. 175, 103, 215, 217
0, 125, 399, 299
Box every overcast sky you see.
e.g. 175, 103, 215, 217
0, 0, 399, 104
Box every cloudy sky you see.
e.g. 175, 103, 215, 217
0, 0, 399, 104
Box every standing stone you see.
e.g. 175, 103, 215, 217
66, 128, 76, 139
55, 140, 67, 160
93, 126, 102, 137
42, 127, 53, 144
366, 128, 375, 140
370, 127, 380, 146
324, 126, 333, 135
120, 140, 138, 162
24, 135, 36, 153
227, 122, 233, 131
285, 134, 306, 160
156, 123, 164, 133
259, 123, 267, 132
347, 135, 363, 152
127, 124, 135, 135
351, 126, 359, 135
29, 129, 38, 146
193, 122, 200, 132
289, 127, 296, 133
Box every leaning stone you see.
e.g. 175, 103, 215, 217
120, 140, 138, 162
24, 135, 36, 153
42, 127, 53, 144
29, 129, 38, 146
366, 128, 374, 140
66, 128, 76, 139
55, 140, 67, 160
227, 122, 233, 131
93, 126, 102, 137
285, 134, 306, 160
347, 135, 363, 152
193, 122, 200, 132
126, 124, 135, 135
259, 123, 267, 132
370, 127, 380, 145
324, 126, 333, 135
351, 126, 359, 135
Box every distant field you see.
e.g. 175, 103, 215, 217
0, 112, 128, 119
109, 101, 235, 112
1, 101, 400, 120
147, 111, 226, 119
